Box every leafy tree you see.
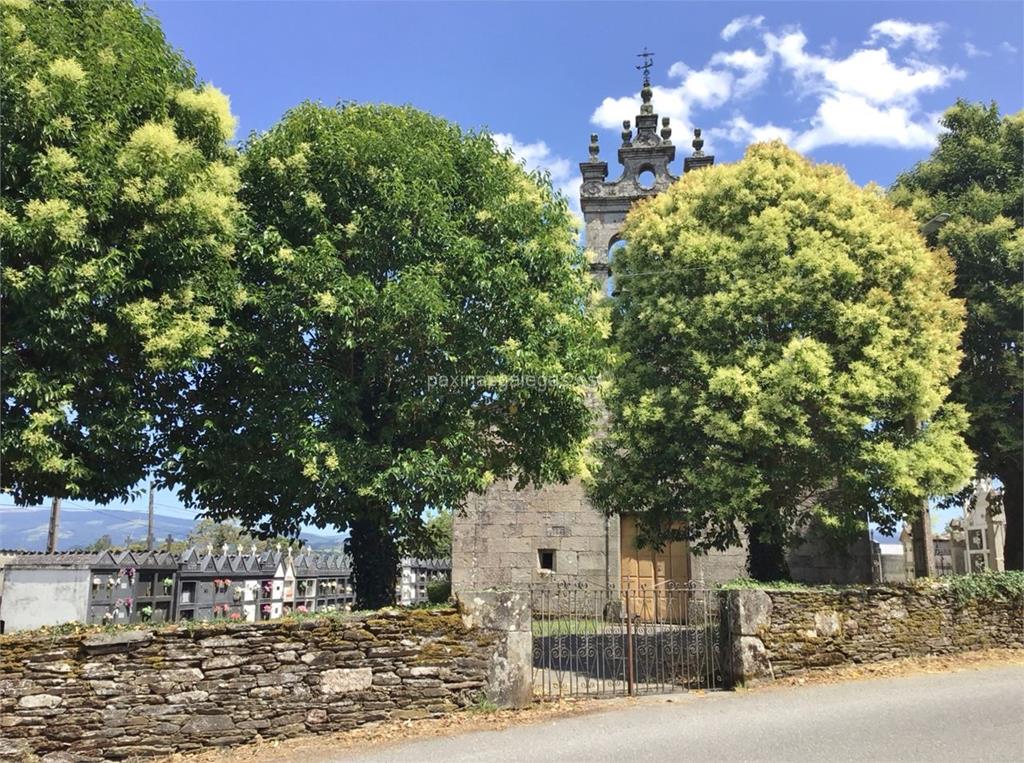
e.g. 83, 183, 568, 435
402, 509, 454, 560
0, 0, 240, 505
81, 533, 113, 552
159, 103, 603, 608
891, 101, 1023, 570
182, 518, 303, 554
590, 143, 974, 580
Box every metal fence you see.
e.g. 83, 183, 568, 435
530, 580, 728, 698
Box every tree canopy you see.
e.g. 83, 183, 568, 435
401, 509, 453, 561
1, 0, 240, 505
891, 101, 1023, 570
158, 102, 603, 606
590, 142, 974, 580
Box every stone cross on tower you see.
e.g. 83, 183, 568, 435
579, 67, 714, 288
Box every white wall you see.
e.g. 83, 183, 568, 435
0, 567, 91, 632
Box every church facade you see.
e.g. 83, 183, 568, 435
451, 75, 749, 594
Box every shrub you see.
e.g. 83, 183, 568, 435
426, 577, 452, 605
947, 571, 1024, 604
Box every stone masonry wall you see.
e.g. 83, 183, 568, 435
0, 608, 494, 761
453, 478, 616, 592
727, 584, 1024, 684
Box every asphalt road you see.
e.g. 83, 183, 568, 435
335, 666, 1024, 762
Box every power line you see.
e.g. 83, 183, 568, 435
0, 502, 188, 525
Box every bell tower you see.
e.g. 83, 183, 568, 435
579, 53, 713, 285
450, 55, 728, 598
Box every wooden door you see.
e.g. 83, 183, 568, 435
620, 515, 690, 622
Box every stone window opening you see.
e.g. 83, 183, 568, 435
538, 549, 556, 572
607, 239, 627, 298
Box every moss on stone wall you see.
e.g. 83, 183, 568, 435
727, 582, 1023, 683
0, 608, 492, 761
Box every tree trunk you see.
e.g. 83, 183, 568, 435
747, 516, 790, 582
1001, 465, 1023, 571
349, 516, 399, 610
911, 500, 936, 579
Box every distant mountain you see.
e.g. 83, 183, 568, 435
0, 506, 345, 552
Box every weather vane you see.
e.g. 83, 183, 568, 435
636, 48, 654, 86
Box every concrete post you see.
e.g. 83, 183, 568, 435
458, 590, 533, 708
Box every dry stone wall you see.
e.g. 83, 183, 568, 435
0, 609, 494, 761
727, 584, 1024, 683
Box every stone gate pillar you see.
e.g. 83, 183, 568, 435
458, 590, 533, 708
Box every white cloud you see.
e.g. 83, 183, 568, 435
826, 49, 960, 104
793, 93, 942, 152
592, 62, 734, 137
492, 132, 580, 215
761, 27, 962, 151
590, 17, 966, 157
712, 116, 796, 146
867, 19, 941, 52
963, 42, 990, 58
492, 133, 569, 178
766, 31, 962, 106
721, 15, 764, 41
675, 66, 734, 107
1000, 41, 1018, 54
710, 48, 773, 95
592, 86, 692, 133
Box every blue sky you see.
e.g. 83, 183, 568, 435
6, 1, 1020, 538
146, 0, 1022, 200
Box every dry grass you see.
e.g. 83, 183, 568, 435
165, 648, 1023, 763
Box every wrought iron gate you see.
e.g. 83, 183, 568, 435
530, 580, 728, 698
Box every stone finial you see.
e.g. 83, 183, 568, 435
250, 543, 258, 556
640, 83, 654, 116
692, 128, 705, 157
205, 544, 213, 556
221, 543, 228, 556
660, 117, 672, 142
588, 133, 600, 158
621, 120, 632, 146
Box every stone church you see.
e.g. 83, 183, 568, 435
451, 71, 872, 594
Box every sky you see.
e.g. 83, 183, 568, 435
145, 0, 1023, 206
5, 1, 1021, 538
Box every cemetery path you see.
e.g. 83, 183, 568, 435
335, 664, 1024, 762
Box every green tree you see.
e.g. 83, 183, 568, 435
159, 103, 603, 608
0, 0, 240, 506
402, 509, 454, 560
182, 518, 303, 554
891, 101, 1023, 570
81, 533, 113, 552
590, 143, 974, 580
